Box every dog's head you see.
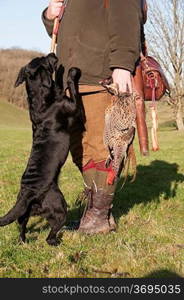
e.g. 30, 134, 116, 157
15, 53, 58, 124
15, 53, 58, 89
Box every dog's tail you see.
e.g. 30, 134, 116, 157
0, 201, 27, 226
0, 191, 33, 226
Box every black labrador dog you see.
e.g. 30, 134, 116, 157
0, 53, 81, 246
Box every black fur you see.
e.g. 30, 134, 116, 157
0, 53, 81, 246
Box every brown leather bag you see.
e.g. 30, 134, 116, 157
140, 0, 170, 101
139, 0, 171, 152
140, 55, 170, 101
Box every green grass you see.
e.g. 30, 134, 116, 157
0, 99, 184, 278
0, 100, 30, 129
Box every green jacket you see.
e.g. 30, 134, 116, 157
42, 0, 143, 88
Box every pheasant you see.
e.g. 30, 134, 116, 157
101, 80, 137, 183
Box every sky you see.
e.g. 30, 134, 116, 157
0, 0, 51, 54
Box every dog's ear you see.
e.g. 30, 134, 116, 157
15, 59, 42, 87
14, 66, 26, 87
27, 57, 43, 77
41, 53, 58, 74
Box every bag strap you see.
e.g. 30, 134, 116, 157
50, 0, 68, 53
104, 0, 109, 9
141, 0, 148, 56
141, 0, 148, 24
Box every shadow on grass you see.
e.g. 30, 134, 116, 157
25, 159, 184, 233
88, 268, 182, 278
144, 269, 182, 278
65, 159, 184, 228
113, 159, 184, 219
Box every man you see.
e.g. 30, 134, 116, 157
42, 0, 143, 234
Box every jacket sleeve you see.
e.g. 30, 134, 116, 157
108, 0, 142, 72
41, 8, 54, 38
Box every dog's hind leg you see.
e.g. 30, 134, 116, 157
42, 186, 67, 246
46, 216, 66, 246
18, 212, 30, 243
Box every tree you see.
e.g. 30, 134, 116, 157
145, 0, 184, 130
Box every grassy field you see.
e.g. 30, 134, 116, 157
0, 98, 184, 278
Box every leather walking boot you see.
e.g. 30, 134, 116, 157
78, 188, 114, 234
78, 187, 116, 232
78, 162, 117, 233
95, 166, 117, 231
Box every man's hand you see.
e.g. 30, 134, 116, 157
112, 68, 133, 94
45, 0, 64, 20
